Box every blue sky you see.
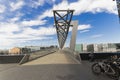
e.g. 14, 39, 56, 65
0, 0, 119, 49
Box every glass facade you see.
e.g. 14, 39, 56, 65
75, 44, 83, 53
75, 43, 120, 53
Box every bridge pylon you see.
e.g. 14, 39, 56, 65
53, 10, 74, 49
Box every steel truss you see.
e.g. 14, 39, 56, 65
53, 10, 74, 49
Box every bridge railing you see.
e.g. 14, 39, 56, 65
19, 48, 58, 65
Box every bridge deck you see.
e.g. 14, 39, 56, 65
23, 50, 79, 65
0, 50, 113, 80
0, 61, 112, 80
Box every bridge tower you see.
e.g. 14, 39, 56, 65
53, 10, 74, 49
70, 20, 78, 51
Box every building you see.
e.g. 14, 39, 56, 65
115, 43, 120, 52
82, 44, 88, 52
87, 44, 94, 52
9, 47, 22, 55
25, 46, 41, 52
97, 44, 103, 52
76, 43, 119, 53
21, 48, 31, 54
107, 43, 117, 52
75, 44, 83, 53
9, 47, 31, 55
101, 44, 108, 52
93, 44, 99, 52
0, 50, 9, 55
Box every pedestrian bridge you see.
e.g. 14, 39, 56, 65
0, 49, 112, 80
23, 48, 80, 65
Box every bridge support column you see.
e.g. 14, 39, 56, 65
70, 21, 78, 51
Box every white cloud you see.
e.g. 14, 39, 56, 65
0, 16, 4, 20
52, 0, 56, 3
10, 0, 25, 11
80, 30, 90, 33
0, 22, 56, 49
39, 0, 117, 19
0, 21, 92, 49
86, 0, 117, 14
0, 22, 20, 33
29, 0, 55, 8
10, 17, 20, 22
22, 26, 56, 36
0, 10, 54, 48
29, 0, 45, 8
0, 39, 15, 48
39, 9, 53, 19
0, 4, 6, 13
0, 21, 55, 39
35, 0, 45, 6
16, 12, 24, 17
37, 27, 56, 35
91, 34, 103, 38
78, 24, 91, 30
21, 20, 46, 27
0, 0, 116, 49
69, 24, 92, 34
